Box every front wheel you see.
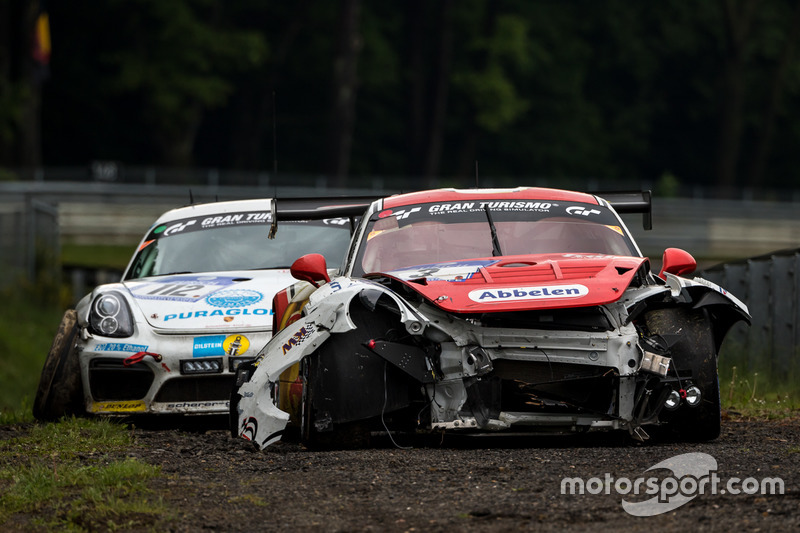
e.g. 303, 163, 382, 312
645, 307, 720, 441
33, 309, 86, 421
299, 354, 370, 449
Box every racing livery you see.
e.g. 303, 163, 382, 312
33, 197, 366, 420
231, 188, 750, 449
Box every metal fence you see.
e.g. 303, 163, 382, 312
701, 249, 800, 378
6, 164, 800, 202
0, 194, 59, 290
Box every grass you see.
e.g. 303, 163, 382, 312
0, 288, 67, 420
719, 363, 800, 419
0, 417, 167, 530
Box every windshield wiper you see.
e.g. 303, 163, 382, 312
484, 205, 503, 257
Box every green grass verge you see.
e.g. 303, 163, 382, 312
720, 363, 800, 419
0, 417, 167, 530
0, 290, 67, 420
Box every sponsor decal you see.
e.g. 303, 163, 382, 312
241, 416, 258, 441
281, 322, 316, 355
201, 211, 270, 228
148, 212, 273, 240
206, 289, 264, 308
131, 275, 237, 303
162, 219, 197, 236
92, 400, 146, 413
388, 259, 499, 281
367, 229, 385, 241
193, 335, 225, 357
323, 217, 349, 226
691, 277, 728, 296
95, 343, 149, 353
164, 307, 272, 322
224, 334, 249, 355
137, 239, 155, 252
163, 401, 229, 410
378, 207, 421, 220
469, 284, 589, 302
566, 206, 601, 217
428, 201, 554, 214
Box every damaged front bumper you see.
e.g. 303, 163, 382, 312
232, 278, 705, 450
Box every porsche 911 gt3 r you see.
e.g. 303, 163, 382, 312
33, 197, 366, 420
231, 188, 750, 449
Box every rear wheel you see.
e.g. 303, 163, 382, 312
33, 309, 86, 421
645, 307, 720, 441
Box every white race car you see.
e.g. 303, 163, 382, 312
33, 197, 369, 420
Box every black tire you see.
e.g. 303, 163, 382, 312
645, 307, 720, 441
33, 309, 86, 421
299, 354, 370, 450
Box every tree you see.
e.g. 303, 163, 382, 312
325, 0, 362, 186
0, 0, 46, 168
102, 0, 267, 166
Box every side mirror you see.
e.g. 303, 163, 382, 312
659, 248, 696, 278
290, 253, 331, 288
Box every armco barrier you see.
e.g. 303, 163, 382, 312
701, 249, 800, 377
0, 195, 59, 289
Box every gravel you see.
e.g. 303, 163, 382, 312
3, 414, 799, 532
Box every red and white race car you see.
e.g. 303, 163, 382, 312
231, 187, 750, 449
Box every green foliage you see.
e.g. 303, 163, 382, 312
721, 364, 799, 419
0, 418, 165, 530
0, 289, 66, 418
655, 172, 681, 198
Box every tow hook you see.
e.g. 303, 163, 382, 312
123, 351, 163, 366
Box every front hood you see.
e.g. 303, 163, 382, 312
377, 254, 647, 313
123, 271, 295, 330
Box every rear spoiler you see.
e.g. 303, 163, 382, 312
593, 190, 652, 230
268, 196, 378, 238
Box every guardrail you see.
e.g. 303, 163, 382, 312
701, 249, 800, 379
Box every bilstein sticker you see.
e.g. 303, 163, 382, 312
469, 284, 589, 302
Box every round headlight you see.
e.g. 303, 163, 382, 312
684, 386, 702, 407
96, 294, 121, 317
99, 316, 119, 335
664, 389, 681, 411
89, 290, 134, 338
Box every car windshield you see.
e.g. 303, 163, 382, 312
124, 214, 351, 280
352, 200, 637, 276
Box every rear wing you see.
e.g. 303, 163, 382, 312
593, 190, 652, 230
268, 196, 378, 238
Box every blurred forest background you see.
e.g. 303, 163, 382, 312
2, 0, 800, 196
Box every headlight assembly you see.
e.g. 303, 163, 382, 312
89, 291, 134, 337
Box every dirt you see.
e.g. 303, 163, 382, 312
3, 414, 800, 532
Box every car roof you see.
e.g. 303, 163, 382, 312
381, 187, 599, 209
152, 199, 273, 225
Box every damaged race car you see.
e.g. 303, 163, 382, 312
231, 188, 750, 449
33, 197, 370, 421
